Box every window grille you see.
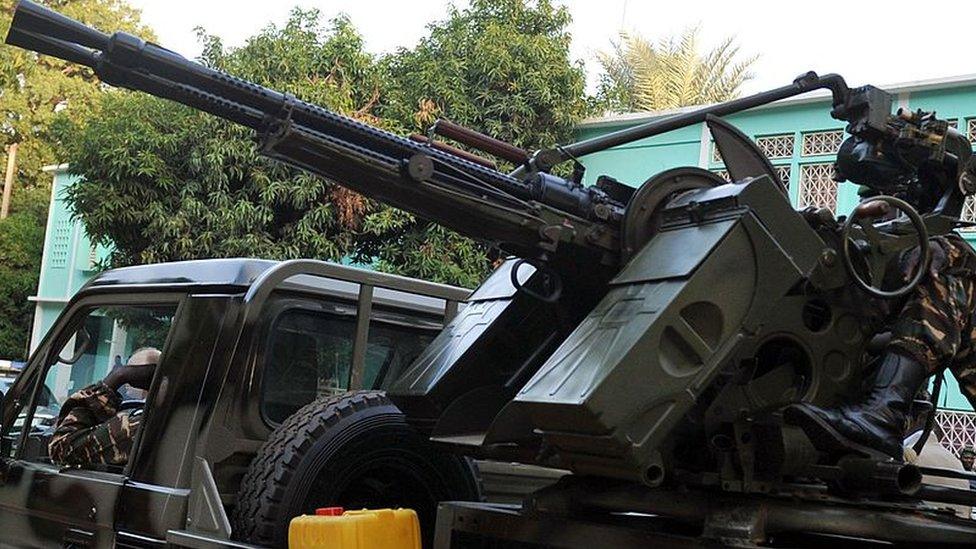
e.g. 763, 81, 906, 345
798, 163, 837, 210
50, 219, 72, 268
961, 196, 976, 231
776, 165, 791, 188
934, 410, 976, 456
802, 130, 845, 156
755, 134, 794, 159
85, 244, 100, 270
711, 143, 723, 165
712, 166, 790, 188
945, 118, 958, 129
968, 118, 976, 144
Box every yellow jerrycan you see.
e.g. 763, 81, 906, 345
289, 507, 421, 549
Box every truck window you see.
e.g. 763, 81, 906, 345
14, 304, 176, 464
262, 309, 356, 424
261, 308, 441, 424
363, 322, 439, 390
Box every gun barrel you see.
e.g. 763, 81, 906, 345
6, 0, 622, 260
524, 72, 852, 174
10, 0, 110, 51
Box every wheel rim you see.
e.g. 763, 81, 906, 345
299, 448, 452, 532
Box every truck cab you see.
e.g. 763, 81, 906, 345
0, 258, 470, 547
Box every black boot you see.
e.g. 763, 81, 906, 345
785, 353, 929, 459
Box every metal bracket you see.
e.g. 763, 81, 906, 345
186, 457, 233, 539
538, 221, 576, 253
733, 421, 757, 492
701, 502, 768, 546
258, 93, 298, 152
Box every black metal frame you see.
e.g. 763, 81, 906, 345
2, 292, 188, 465
240, 259, 468, 390
434, 501, 710, 548
434, 485, 976, 548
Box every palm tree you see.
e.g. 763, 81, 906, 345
596, 27, 756, 113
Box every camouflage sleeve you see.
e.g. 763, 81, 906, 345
888, 235, 976, 373
48, 382, 140, 466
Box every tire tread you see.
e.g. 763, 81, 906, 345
232, 391, 390, 544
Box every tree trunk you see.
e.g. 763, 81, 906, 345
1, 143, 18, 219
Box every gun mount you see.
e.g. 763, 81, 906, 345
9, 2, 976, 544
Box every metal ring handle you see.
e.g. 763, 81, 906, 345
510, 258, 562, 304
840, 196, 930, 299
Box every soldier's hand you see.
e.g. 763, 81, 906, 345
853, 199, 892, 220
104, 364, 157, 391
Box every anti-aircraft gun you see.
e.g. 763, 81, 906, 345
8, 1, 976, 545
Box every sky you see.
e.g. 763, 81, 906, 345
126, 0, 976, 95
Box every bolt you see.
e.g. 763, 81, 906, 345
820, 249, 838, 268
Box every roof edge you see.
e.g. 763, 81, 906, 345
581, 72, 976, 129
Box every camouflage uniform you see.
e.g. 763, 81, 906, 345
887, 233, 976, 408
48, 382, 141, 466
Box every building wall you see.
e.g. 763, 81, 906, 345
28, 165, 110, 354
576, 77, 976, 413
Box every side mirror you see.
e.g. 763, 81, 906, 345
57, 328, 92, 365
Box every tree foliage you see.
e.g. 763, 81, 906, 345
382, 0, 588, 151
0, 0, 153, 190
0, 209, 44, 359
370, 0, 589, 278
61, 1, 590, 288
61, 12, 392, 268
0, 0, 151, 359
596, 27, 756, 112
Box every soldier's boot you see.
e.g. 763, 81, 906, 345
785, 353, 929, 460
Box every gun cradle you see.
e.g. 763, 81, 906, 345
484, 177, 869, 483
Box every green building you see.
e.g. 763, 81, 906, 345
28, 165, 110, 356
29, 74, 976, 450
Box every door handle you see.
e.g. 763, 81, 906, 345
63, 527, 94, 548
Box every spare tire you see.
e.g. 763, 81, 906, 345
232, 391, 480, 547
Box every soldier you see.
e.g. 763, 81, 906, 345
787, 234, 976, 460
961, 446, 975, 472
48, 347, 159, 466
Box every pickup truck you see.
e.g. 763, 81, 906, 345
0, 258, 562, 548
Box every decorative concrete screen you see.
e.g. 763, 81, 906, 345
968, 119, 976, 144
802, 130, 845, 156
798, 163, 838, 210
961, 197, 976, 231
935, 410, 976, 456
776, 166, 792, 188
712, 134, 795, 164
50, 218, 72, 269
711, 165, 791, 190
755, 134, 794, 159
